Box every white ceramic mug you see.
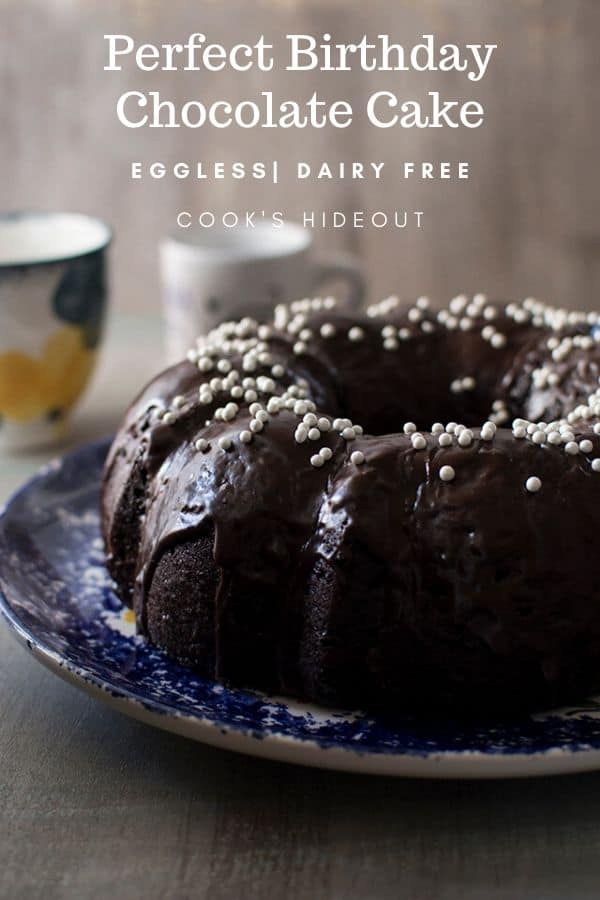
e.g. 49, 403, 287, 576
160, 221, 365, 361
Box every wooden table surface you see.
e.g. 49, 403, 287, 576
2, 315, 600, 900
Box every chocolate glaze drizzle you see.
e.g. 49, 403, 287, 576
102, 295, 600, 712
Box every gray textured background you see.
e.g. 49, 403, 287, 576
3, 0, 600, 313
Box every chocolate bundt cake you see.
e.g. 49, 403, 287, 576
102, 294, 600, 713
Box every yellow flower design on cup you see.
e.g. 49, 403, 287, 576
0, 211, 109, 450
0, 325, 96, 425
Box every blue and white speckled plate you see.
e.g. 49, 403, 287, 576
3, 440, 600, 778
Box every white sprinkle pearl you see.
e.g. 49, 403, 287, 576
342, 427, 356, 441
411, 434, 427, 450
438, 433, 452, 447
491, 333, 507, 349
162, 411, 176, 425
295, 426, 308, 444
318, 417, 331, 431
525, 476, 542, 493
350, 450, 365, 466
239, 430, 252, 444
481, 423, 496, 441
439, 465, 456, 482
592, 459, 600, 472
319, 446, 333, 461
580, 439, 593, 453
310, 454, 325, 468
565, 442, 579, 455
308, 428, 321, 441
320, 323, 336, 338
403, 422, 417, 434
218, 437, 232, 451
458, 429, 473, 447
432, 423, 444, 434
348, 326, 365, 342
195, 438, 209, 452
172, 395, 186, 409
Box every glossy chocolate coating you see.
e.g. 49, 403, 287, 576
102, 302, 600, 712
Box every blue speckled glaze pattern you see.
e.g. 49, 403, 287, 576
3, 438, 600, 765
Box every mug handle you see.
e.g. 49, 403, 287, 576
312, 252, 366, 311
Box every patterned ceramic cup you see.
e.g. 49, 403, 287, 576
0, 211, 111, 451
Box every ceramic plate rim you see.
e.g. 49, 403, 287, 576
2, 440, 600, 779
